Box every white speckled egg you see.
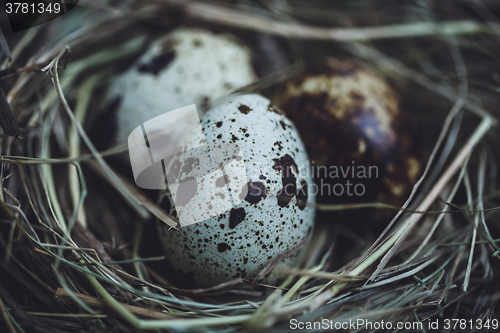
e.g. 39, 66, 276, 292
158, 94, 315, 287
109, 27, 257, 146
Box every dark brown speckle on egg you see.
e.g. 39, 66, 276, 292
296, 180, 308, 210
217, 243, 231, 253
240, 181, 267, 205
238, 104, 252, 114
137, 51, 176, 76
174, 178, 197, 207
229, 208, 246, 229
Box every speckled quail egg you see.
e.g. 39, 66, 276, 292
272, 59, 421, 218
108, 27, 257, 147
158, 94, 315, 288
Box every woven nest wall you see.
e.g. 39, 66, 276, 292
1, 1, 500, 332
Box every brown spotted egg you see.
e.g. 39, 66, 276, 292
109, 27, 257, 147
158, 94, 315, 287
273, 59, 421, 219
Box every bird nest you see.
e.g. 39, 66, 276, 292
1, 1, 499, 332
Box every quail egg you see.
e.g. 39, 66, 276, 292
108, 27, 257, 147
273, 59, 421, 218
158, 94, 315, 287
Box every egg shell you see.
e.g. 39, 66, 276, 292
109, 27, 257, 147
273, 59, 421, 216
158, 94, 315, 287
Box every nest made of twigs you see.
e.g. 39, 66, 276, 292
1, 1, 500, 332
